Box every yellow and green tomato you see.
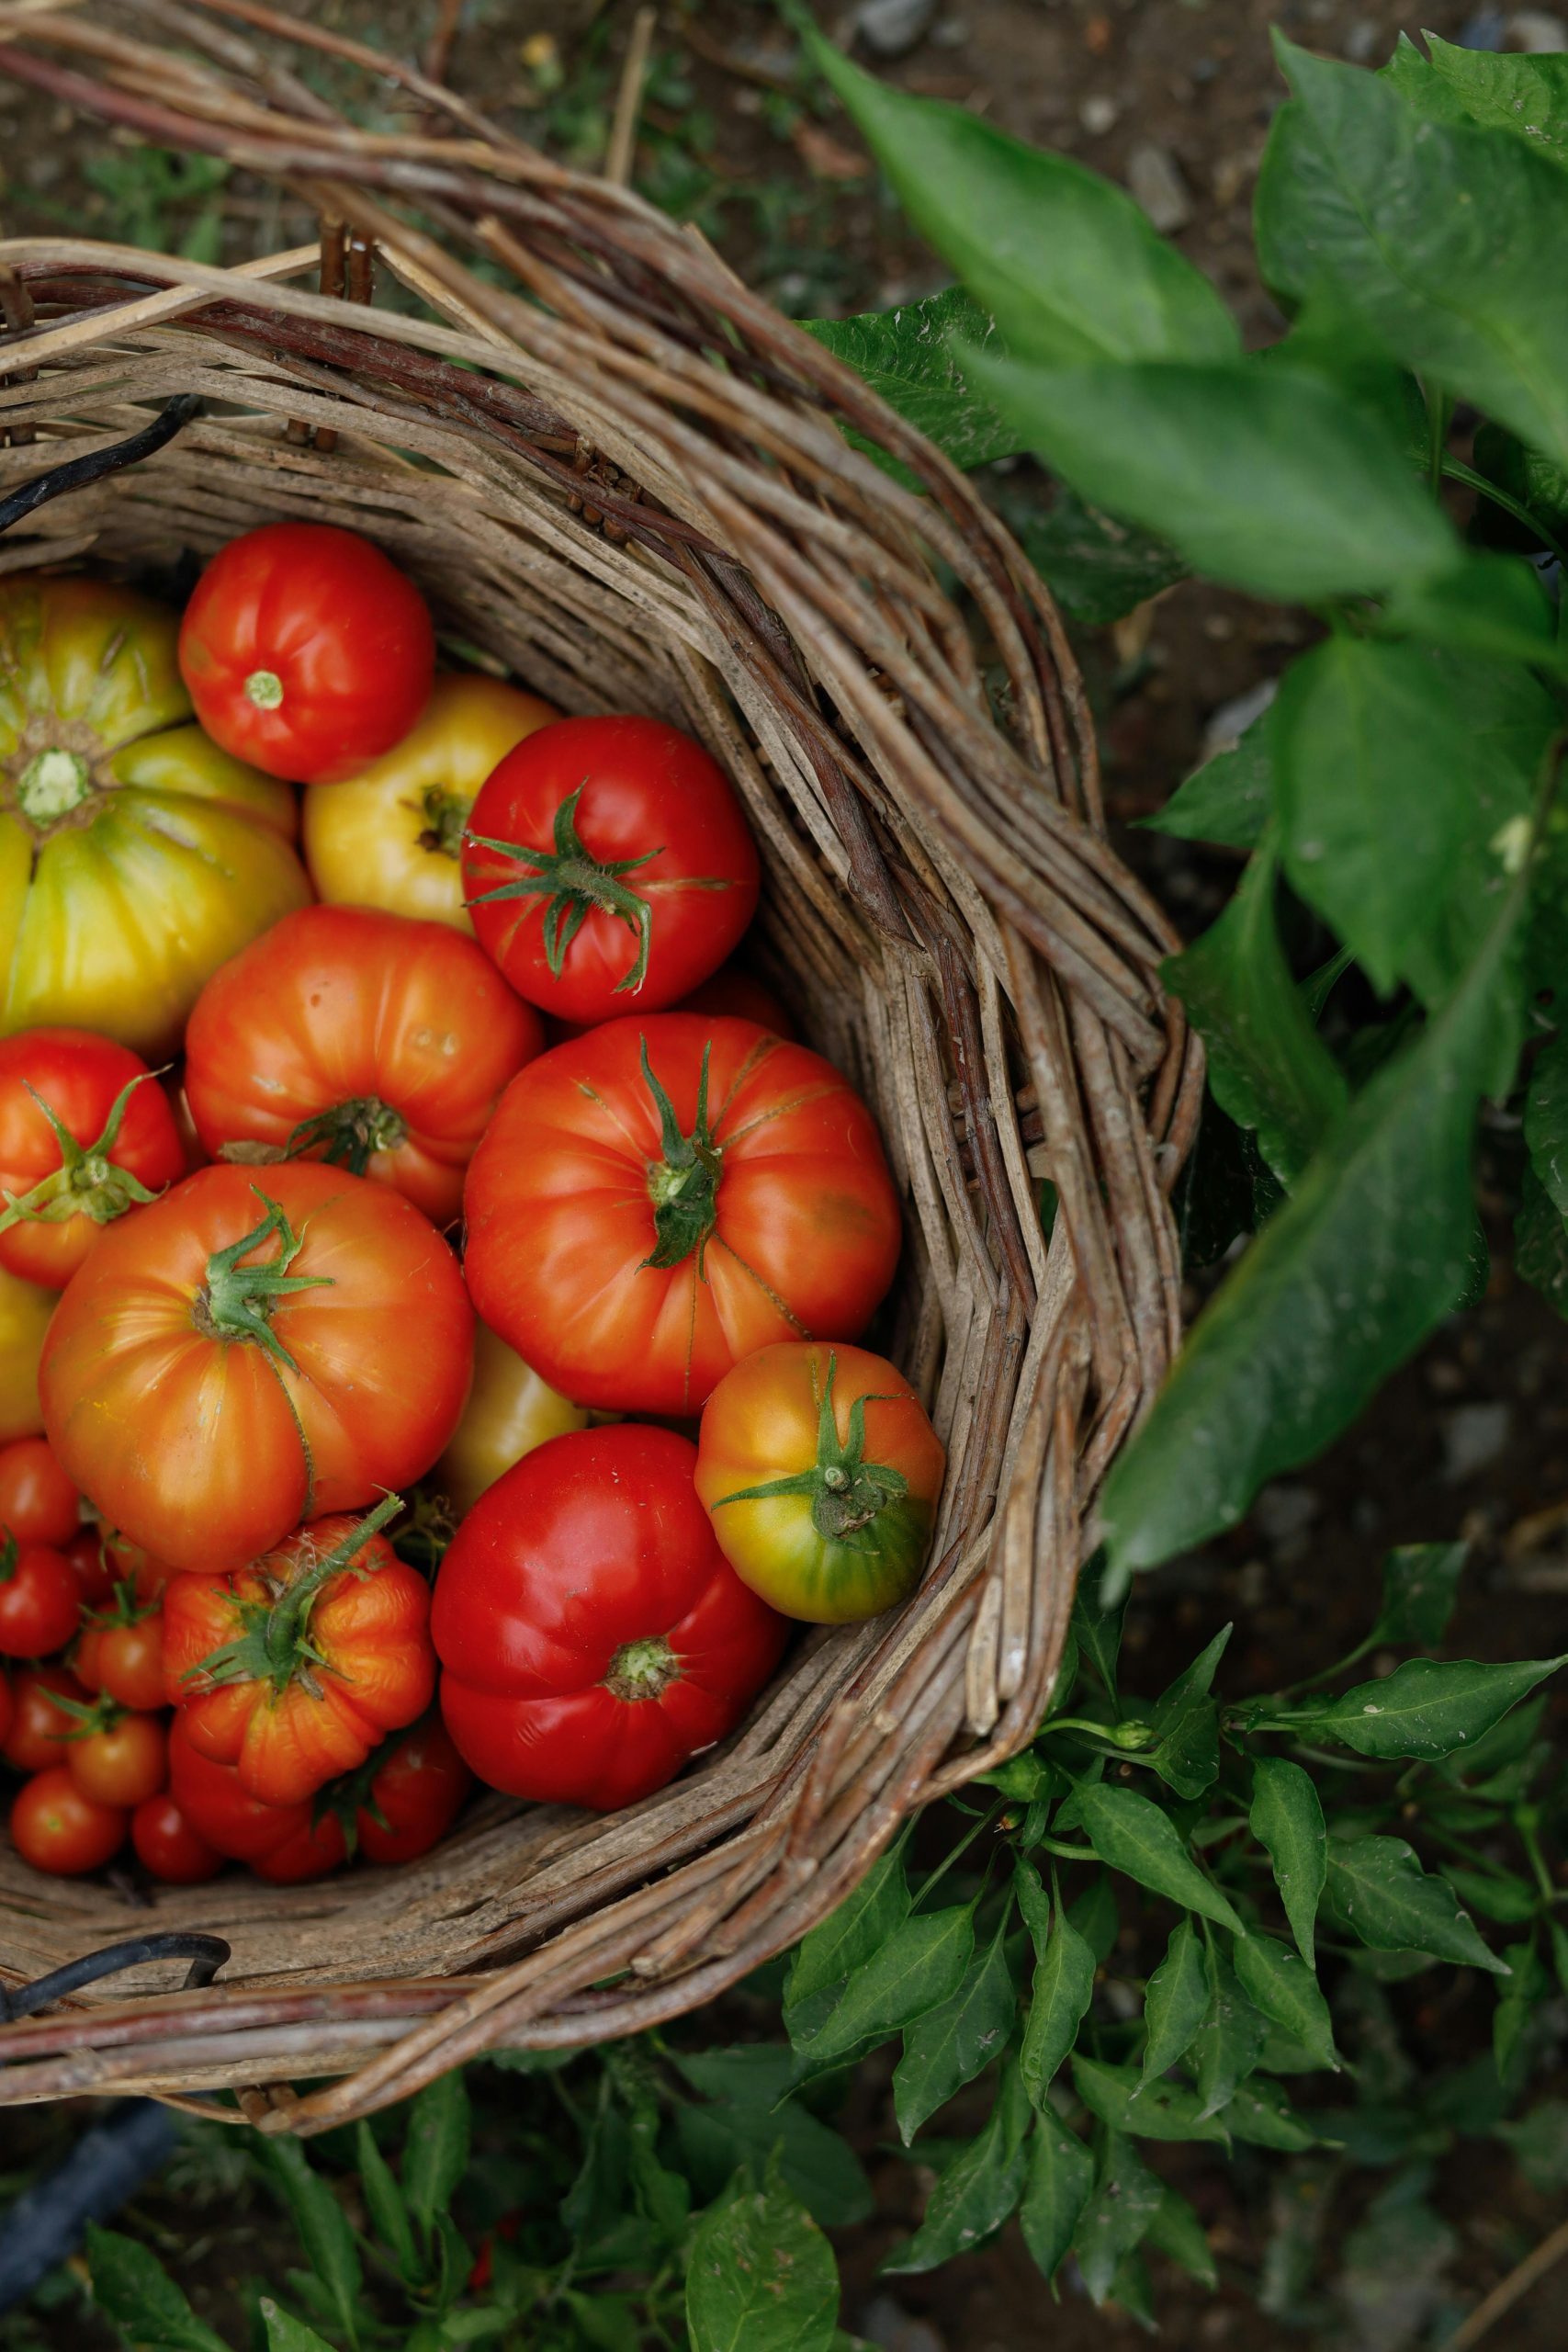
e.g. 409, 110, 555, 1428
694, 1340, 945, 1623
302, 673, 558, 933
434, 1317, 590, 1516
0, 576, 310, 1057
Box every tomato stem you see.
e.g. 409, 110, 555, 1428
419, 787, 469, 861
714, 1353, 912, 1550
284, 1095, 409, 1180
0, 1071, 168, 1237
14, 747, 93, 827
193, 1186, 333, 1374
638, 1035, 723, 1272
186, 1491, 404, 1697
466, 782, 667, 995
603, 1634, 681, 1704
243, 669, 284, 710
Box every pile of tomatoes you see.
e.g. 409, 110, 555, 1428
0, 519, 944, 1886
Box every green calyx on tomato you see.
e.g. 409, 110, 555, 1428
638, 1036, 724, 1272
243, 670, 285, 711
186, 1490, 403, 1699
603, 1634, 681, 1704
419, 787, 469, 861
713, 1352, 911, 1552
0, 1073, 167, 1239
467, 783, 663, 994
284, 1095, 411, 1179
192, 1186, 333, 1374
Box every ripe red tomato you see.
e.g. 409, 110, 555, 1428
41, 1162, 473, 1574
130, 1791, 223, 1884
65, 1707, 167, 1808
463, 1015, 901, 1415
74, 1600, 165, 1713
2, 1662, 85, 1770
183, 905, 544, 1226
167, 1713, 343, 1881
0, 1436, 80, 1546
177, 522, 435, 785
10, 1765, 125, 1875
164, 1504, 434, 1804
462, 717, 760, 1023
0, 1029, 186, 1287
0, 1537, 79, 1657
353, 1715, 470, 1865
433, 1424, 786, 1810
65, 1529, 118, 1610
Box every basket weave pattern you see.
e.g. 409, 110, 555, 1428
0, 0, 1200, 2128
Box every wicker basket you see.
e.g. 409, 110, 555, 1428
0, 0, 1200, 2130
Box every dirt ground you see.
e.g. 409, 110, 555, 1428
1, 3, 1565, 2346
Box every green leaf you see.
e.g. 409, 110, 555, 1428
802, 288, 1020, 473
1066, 1871, 1121, 1965
1142, 1917, 1210, 2081
1154, 1625, 1234, 1721
1325, 1836, 1508, 1973
1018, 2108, 1094, 2282
893, 1915, 1017, 2144
1442, 1864, 1540, 1928
685, 2165, 839, 2352
1073, 2055, 1231, 2145
784, 1841, 909, 2037
881, 2065, 1032, 2275
1527, 1030, 1568, 1219
1100, 852, 1525, 1576
355, 2120, 418, 2280
1517, 1166, 1568, 1318
1145, 2186, 1219, 2291
1382, 550, 1562, 673
1285, 1655, 1567, 1762
1473, 420, 1568, 536
807, 28, 1238, 368
1250, 1757, 1326, 1964
1495, 1939, 1551, 2084
672, 2048, 873, 2228
1190, 1939, 1268, 2120
1073, 2133, 1164, 2304
1165, 841, 1347, 1188
259, 2142, 362, 2347
1019, 1902, 1096, 2105
403, 2070, 470, 2240
1074, 1783, 1242, 1931
1010, 485, 1187, 627
1233, 1933, 1337, 2070
1394, 31, 1568, 170
1498, 2098, 1568, 2191
791, 1905, 974, 2072
1222, 2077, 1322, 2152
1371, 1543, 1470, 1649
86, 2225, 230, 2352
962, 345, 1459, 605
1150, 1695, 1221, 1801
261, 2306, 335, 2352
1145, 707, 1273, 849
1271, 38, 1568, 474
1070, 1579, 1125, 1699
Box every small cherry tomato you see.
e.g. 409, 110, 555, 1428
352, 1715, 470, 1866
130, 1791, 223, 1884
462, 716, 760, 1023
0, 1030, 186, 1288
10, 1765, 126, 1874
2, 1662, 85, 1770
434, 1319, 591, 1518
178, 522, 435, 785
303, 674, 558, 933
433, 1424, 786, 1810
0, 1436, 80, 1545
65, 1706, 167, 1808
101, 1530, 175, 1605
65, 1529, 121, 1610
0, 1537, 80, 1657
76, 1600, 165, 1713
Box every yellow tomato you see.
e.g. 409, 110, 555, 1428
0, 577, 310, 1058
434, 1317, 590, 1515
302, 673, 558, 933
0, 1263, 55, 1442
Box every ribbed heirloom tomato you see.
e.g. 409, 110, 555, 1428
0, 1264, 53, 1445
695, 1342, 947, 1624
433, 1424, 786, 1810
177, 522, 435, 784
40, 1162, 473, 1573
183, 904, 544, 1226
166, 1713, 468, 1881
168, 1713, 340, 1883
163, 1500, 435, 1804
0, 1029, 186, 1285
303, 674, 558, 932
463, 1015, 902, 1416
462, 716, 760, 1023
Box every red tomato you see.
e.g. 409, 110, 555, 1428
167, 1712, 343, 1880
463, 1015, 901, 1416
2, 1662, 85, 1770
130, 1791, 223, 1884
183, 905, 544, 1226
64, 1529, 118, 1610
432, 1424, 786, 1810
676, 964, 793, 1037
0, 1537, 79, 1657
10, 1765, 125, 1874
41, 1162, 473, 1574
163, 1505, 434, 1804
75, 1600, 165, 1713
100, 1528, 175, 1605
0, 1029, 186, 1287
0, 1436, 80, 1546
65, 1707, 167, 1807
177, 522, 435, 785
354, 1715, 470, 1865
462, 717, 759, 1023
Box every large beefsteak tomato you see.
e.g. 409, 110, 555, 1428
0, 577, 310, 1057
432, 1423, 786, 1810
40, 1162, 473, 1573
183, 904, 544, 1225
0, 1028, 185, 1286
462, 1015, 901, 1415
